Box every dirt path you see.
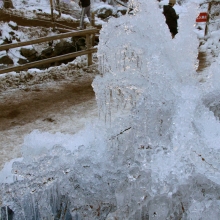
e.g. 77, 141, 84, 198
0, 79, 98, 170
0, 81, 94, 131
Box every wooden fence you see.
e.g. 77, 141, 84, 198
0, 28, 98, 75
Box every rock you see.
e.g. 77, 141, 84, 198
20, 48, 36, 57
41, 47, 54, 58
0, 55, 13, 65
9, 31, 15, 36
72, 37, 86, 50
3, 0, 14, 9
117, 7, 127, 15
53, 41, 76, 56
8, 22, 18, 31
3, 38, 12, 44
18, 58, 28, 65
20, 48, 38, 62
96, 7, 114, 19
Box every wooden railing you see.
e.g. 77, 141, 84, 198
0, 28, 98, 75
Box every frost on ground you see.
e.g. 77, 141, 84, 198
1, 0, 220, 219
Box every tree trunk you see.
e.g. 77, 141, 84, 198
3, 0, 14, 9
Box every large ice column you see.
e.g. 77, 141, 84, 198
92, 0, 200, 149
92, 0, 220, 218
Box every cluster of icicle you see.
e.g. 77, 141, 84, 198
1, 0, 220, 219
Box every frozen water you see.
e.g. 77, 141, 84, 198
1, 0, 220, 219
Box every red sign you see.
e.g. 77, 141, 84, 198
196, 12, 208, 22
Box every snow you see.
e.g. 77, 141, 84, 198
0, 23, 14, 41
0, 158, 23, 184
0, 0, 220, 218
13, 0, 51, 11
95, 3, 115, 10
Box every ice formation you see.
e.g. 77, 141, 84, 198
1, 0, 220, 219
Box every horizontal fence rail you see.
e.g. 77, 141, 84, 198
0, 29, 98, 51
0, 28, 98, 74
0, 48, 97, 75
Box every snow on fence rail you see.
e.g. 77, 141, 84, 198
0, 28, 98, 74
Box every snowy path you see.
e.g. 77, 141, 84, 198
0, 79, 98, 170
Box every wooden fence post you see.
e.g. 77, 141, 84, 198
56, 0, 61, 17
86, 34, 92, 66
50, 0, 55, 31
91, 12, 95, 27
205, 2, 212, 36
91, 12, 95, 46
